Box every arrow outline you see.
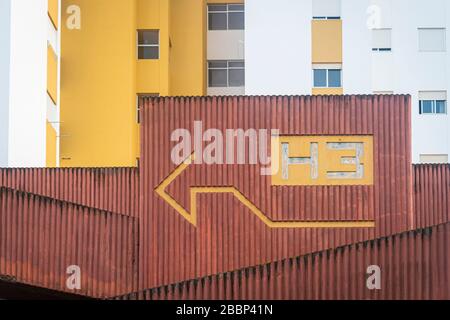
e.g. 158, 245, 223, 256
155, 154, 375, 229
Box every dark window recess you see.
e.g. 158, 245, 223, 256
208, 4, 245, 31
208, 60, 245, 88
137, 30, 159, 60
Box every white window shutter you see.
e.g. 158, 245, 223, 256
418, 91, 447, 100
418, 28, 446, 52
312, 0, 341, 17
372, 29, 391, 49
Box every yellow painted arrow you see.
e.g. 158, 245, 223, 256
155, 154, 375, 229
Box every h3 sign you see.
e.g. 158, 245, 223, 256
272, 135, 374, 186
156, 132, 375, 229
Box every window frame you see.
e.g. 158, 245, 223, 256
419, 99, 447, 115
312, 16, 341, 20
372, 28, 392, 52
207, 4, 245, 31
137, 30, 160, 60
313, 68, 342, 88
208, 60, 245, 88
312, 0, 341, 20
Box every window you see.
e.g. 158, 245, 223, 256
208, 60, 245, 88
313, 0, 341, 19
137, 93, 159, 123
419, 91, 447, 115
313, 66, 342, 88
419, 100, 447, 114
420, 154, 448, 164
372, 29, 392, 51
418, 28, 446, 52
208, 4, 245, 31
138, 30, 159, 59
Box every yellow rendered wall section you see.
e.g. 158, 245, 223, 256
207, 0, 244, 3
60, 0, 138, 167
137, 0, 170, 96
312, 88, 344, 95
47, 45, 58, 103
312, 20, 342, 64
169, 0, 206, 96
48, 0, 59, 29
46, 122, 57, 168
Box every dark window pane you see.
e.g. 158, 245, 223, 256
209, 13, 227, 30
228, 4, 244, 11
209, 61, 228, 68
138, 46, 159, 59
314, 69, 327, 87
436, 100, 447, 114
138, 30, 158, 45
228, 69, 245, 87
209, 69, 227, 87
208, 4, 227, 11
420, 100, 434, 114
328, 69, 342, 87
228, 61, 245, 68
228, 12, 245, 30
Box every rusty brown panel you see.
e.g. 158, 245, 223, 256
139, 95, 413, 289
0, 187, 139, 299
413, 164, 450, 228
0, 168, 139, 217
116, 222, 450, 300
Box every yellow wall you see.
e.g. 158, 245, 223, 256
60, 0, 216, 167
137, 0, 170, 95
48, 0, 59, 29
312, 88, 344, 95
46, 122, 57, 167
61, 0, 138, 167
312, 20, 342, 64
169, 0, 206, 96
207, 0, 244, 3
47, 45, 58, 103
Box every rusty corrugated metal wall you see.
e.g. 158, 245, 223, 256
0, 168, 139, 217
0, 187, 139, 298
117, 222, 450, 300
139, 95, 413, 289
414, 164, 450, 228
2, 95, 450, 300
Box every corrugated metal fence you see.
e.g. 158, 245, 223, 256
0, 187, 138, 298
117, 222, 450, 300
0, 168, 139, 217
139, 95, 413, 289
413, 164, 450, 229
0, 95, 449, 299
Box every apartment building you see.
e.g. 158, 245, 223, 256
0, 0, 449, 167
246, 0, 450, 164
0, 0, 60, 168
58, 0, 245, 167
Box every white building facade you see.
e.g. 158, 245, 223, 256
0, 0, 60, 168
245, 0, 450, 164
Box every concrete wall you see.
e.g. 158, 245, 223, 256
0, 0, 11, 167
246, 0, 450, 163
245, 0, 312, 95
7, 0, 48, 167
